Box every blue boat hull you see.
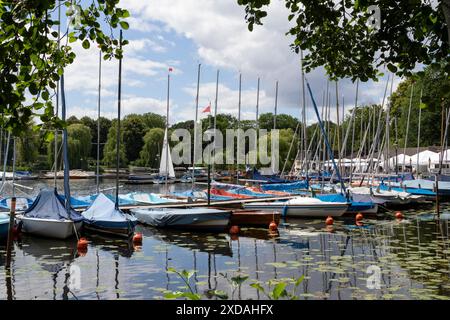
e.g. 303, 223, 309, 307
0, 221, 10, 241
83, 220, 138, 237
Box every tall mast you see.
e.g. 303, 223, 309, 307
385, 75, 394, 174
403, 82, 414, 172
54, 1, 61, 189
256, 77, 260, 131
164, 68, 170, 190
236, 73, 242, 183
335, 81, 341, 176
416, 88, 423, 174
212, 70, 219, 176
274, 81, 278, 130
96, 49, 102, 194
350, 80, 359, 184
192, 63, 201, 189
114, 30, 123, 210
300, 50, 308, 179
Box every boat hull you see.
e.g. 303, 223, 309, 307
0, 220, 9, 241
83, 220, 137, 238
18, 216, 83, 239
132, 208, 231, 232
243, 202, 348, 217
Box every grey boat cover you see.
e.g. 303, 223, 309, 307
82, 193, 137, 223
131, 208, 231, 228
24, 189, 85, 222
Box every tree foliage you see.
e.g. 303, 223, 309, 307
237, 0, 449, 81
0, 0, 129, 135
137, 128, 165, 168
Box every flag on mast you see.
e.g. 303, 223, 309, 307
202, 102, 211, 113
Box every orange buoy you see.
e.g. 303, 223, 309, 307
325, 216, 334, 225
133, 232, 143, 244
395, 211, 404, 220
77, 237, 89, 251
269, 221, 278, 232
356, 213, 364, 221
229, 225, 240, 235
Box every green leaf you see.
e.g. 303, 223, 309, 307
387, 64, 398, 73
420, 102, 427, 109
82, 39, 90, 49
294, 275, 305, 287
231, 275, 249, 286
119, 21, 129, 30
250, 283, 265, 293
272, 283, 287, 300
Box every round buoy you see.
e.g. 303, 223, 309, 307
325, 216, 334, 225
269, 221, 278, 232
395, 211, 404, 220
356, 213, 364, 221
77, 237, 89, 251
133, 232, 143, 245
229, 225, 240, 235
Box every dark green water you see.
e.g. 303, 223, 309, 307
0, 180, 449, 300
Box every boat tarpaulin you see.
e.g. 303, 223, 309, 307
260, 181, 308, 192
132, 208, 230, 228
82, 193, 136, 223
24, 189, 84, 222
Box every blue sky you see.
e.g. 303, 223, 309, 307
62, 0, 402, 125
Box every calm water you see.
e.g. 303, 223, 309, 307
1, 179, 450, 300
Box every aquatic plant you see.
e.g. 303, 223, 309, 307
164, 267, 305, 300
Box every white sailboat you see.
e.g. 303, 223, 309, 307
154, 128, 176, 184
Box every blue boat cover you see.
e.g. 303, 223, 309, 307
260, 181, 308, 192
316, 193, 374, 211
82, 193, 137, 224
24, 189, 84, 222
131, 208, 230, 228
251, 168, 288, 183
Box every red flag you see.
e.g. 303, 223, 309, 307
168, 67, 173, 72
202, 103, 211, 113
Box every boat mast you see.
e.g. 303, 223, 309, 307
256, 77, 260, 131
272, 80, 278, 175
96, 49, 102, 194
212, 70, 219, 177
61, 73, 72, 214
165, 68, 171, 191
192, 63, 201, 189
54, 1, 61, 189
416, 88, 423, 175
236, 73, 242, 183
349, 80, 359, 184
115, 30, 123, 210
300, 50, 308, 180
403, 82, 414, 172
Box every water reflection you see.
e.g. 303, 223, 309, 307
1, 191, 450, 299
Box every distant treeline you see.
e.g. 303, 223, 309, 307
5, 65, 449, 171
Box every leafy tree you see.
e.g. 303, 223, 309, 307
0, 0, 129, 135
103, 120, 127, 167
390, 65, 450, 148
137, 128, 165, 168
16, 122, 40, 167
258, 113, 299, 131
66, 115, 80, 126
80, 115, 111, 159
238, 0, 449, 81
47, 123, 92, 169
141, 112, 166, 130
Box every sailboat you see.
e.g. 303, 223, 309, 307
17, 73, 85, 240
81, 31, 137, 238
82, 193, 137, 237
153, 128, 176, 184
18, 188, 84, 239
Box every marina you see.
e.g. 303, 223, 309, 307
1, 0, 450, 305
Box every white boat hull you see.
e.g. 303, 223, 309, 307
243, 202, 348, 217
17, 215, 82, 239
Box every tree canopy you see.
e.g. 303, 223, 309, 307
0, 0, 129, 135
238, 0, 449, 81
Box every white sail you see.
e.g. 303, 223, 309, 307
159, 128, 175, 178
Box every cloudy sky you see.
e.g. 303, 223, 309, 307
63, 0, 402, 125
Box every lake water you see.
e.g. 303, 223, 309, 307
0, 179, 449, 300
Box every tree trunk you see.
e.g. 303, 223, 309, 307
442, 0, 450, 45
